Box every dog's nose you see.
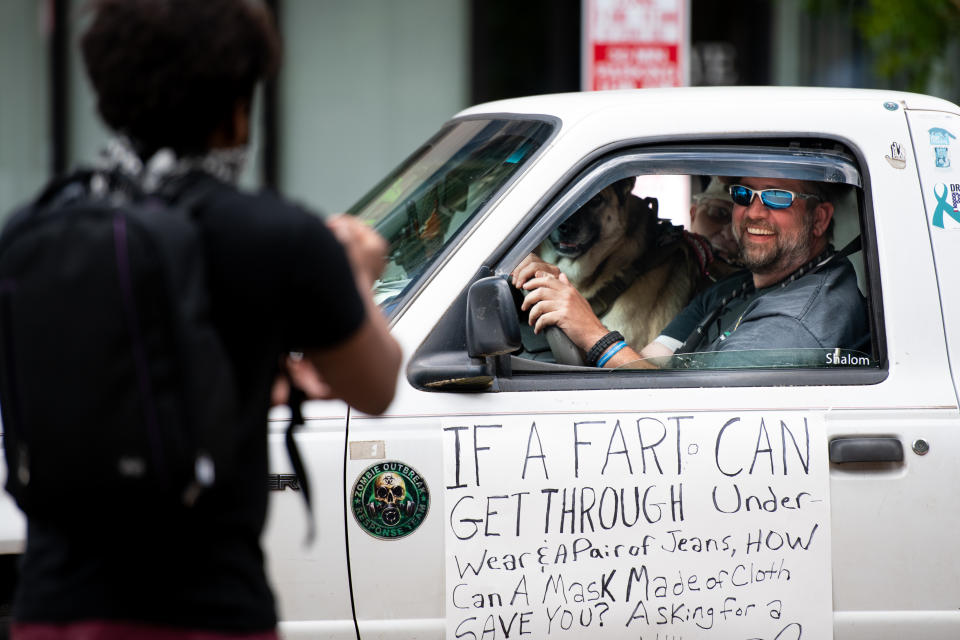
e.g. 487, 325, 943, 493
557, 212, 583, 234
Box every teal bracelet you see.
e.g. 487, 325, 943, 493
596, 340, 627, 367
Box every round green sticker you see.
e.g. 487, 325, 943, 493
351, 461, 430, 539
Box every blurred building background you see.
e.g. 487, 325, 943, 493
1, 0, 957, 220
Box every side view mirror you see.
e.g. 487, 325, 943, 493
466, 276, 521, 357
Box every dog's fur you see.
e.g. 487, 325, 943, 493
539, 177, 709, 349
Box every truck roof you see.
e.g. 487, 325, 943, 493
456, 86, 959, 122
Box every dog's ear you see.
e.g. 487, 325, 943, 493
611, 176, 637, 206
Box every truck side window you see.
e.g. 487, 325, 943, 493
508, 159, 878, 376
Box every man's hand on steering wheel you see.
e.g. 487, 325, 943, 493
519, 271, 610, 350
511, 252, 561, 289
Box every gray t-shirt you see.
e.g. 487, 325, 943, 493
658, 256, 869, 355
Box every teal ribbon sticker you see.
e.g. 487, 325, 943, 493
932, 183, 960, 228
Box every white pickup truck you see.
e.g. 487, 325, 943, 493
4, 87, 960, 640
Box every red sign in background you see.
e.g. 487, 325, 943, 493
591, 43, 680, 89
584, 0, 687, 90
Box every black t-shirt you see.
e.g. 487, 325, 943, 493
13, 177, 366, 631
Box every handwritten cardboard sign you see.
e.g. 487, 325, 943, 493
443, 412, 832, 639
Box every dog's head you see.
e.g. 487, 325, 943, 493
548, 177, 637, 259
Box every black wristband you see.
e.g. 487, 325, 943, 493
586, 331, 625, 367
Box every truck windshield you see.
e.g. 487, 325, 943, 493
349, 118, 554, 316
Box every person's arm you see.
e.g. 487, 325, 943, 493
519, 270, 669, 368
589, 338, 672, 369
303, 216, 401, 415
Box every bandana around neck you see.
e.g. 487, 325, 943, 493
97, 137, 248, 192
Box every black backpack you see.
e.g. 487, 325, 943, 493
0, 169, 238, 521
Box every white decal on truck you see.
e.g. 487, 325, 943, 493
909, 110, 960, 230
443, 412, 832, 639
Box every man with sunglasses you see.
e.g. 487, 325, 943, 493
517, 176, 868, 368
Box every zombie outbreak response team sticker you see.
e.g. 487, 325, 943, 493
351, 461, 430, 539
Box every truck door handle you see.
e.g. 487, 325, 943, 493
829, 437, 903, 463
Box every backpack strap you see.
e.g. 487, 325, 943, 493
284, 370, 315, 546
32, 170, 114, 212
0, 170, 141, 249
32, 170, 97, 208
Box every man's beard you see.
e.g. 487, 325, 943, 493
734, 210, 815, 276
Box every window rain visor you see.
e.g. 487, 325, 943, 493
349, 118, 554, 317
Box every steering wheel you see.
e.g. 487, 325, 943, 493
517, 286, 589, 366
544, 326, 589, 366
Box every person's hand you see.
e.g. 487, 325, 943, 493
520, 271, 609, 350
270, 354, 333, 406
326, 215, 388, 285
511, 253, 561, 289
